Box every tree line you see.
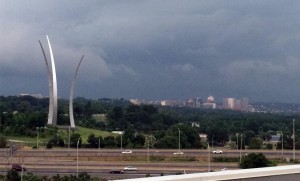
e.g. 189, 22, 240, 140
1, 95, 300, 149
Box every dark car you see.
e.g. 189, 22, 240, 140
12, 164, 26, 171
109, 170, 124, 174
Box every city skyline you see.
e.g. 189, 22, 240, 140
2, 1, 300, 103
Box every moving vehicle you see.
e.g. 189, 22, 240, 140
213, 150, 223, 154
12, 164, 26, 171
121, 150, 132, 154
109, 170, 124, 174
173, 151, 184, 155
124, 166, 137, 171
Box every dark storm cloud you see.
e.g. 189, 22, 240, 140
1, 0, 300, 102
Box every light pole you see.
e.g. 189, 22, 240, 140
36, 127, 39, 149
207, 142, 210, 172
21, 163, 24, 181
212, 135, 214, 150
147, 141, 149, 163
279, 131, 283, 159
293, 119, 295, 162
236, 133, 239, 151
178, 128, 181, 152
121, 133, 123, 150
240, 134, 243, 163
68, 126, 71, 156
76, 138, 80, 177
98, 137, 101, 156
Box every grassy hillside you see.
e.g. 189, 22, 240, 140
4, 126, 116, 147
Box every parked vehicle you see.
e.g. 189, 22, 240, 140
12, 164, 26, 171
110, 170, 124, 174
213, 150, 223, 154
124, 166, 137, 171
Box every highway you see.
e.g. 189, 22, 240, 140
0, 148, 297, 180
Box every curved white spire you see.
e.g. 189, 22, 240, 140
69, 55, 84, 128
46, 35, 58, 126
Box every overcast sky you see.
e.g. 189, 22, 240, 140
1, 0, 300, 103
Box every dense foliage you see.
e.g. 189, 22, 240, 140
240, 153, 275, 169
2, 170, 106, 181
1, 95, 300, 149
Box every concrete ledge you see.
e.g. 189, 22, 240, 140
115, 165, 300, 181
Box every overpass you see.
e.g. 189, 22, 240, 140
115, 165, 300, 181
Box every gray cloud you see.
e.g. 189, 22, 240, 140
1, 0, 300, 102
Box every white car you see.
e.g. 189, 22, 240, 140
122, 150, 132, 154
213, 150, 223, 154
173, 151, 184, 155
124, 166, 137, 171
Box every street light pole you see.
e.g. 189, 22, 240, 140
147, 142, 149, 163
76, 138, 80, 177
21, 163, 24, 181
68, 126, 70, 156
121, 133, 123, 150
293, 119, 295, 162
240, 134, 243, 163
236, 133, 239, 151
178, 128, 181, 152
212, 135, 214, 150
98, 137, 100, 156
279, 131, 283, 159
207, 142, 210, 172
36, 127, 39, 149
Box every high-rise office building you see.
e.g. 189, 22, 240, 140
241, 98, 249, 112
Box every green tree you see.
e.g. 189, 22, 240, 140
23, 172, 40, 181
70, 133, 81, 148
78, 172, 91, 181
104, 136, 116, 148
240, 153, 274, 169
144, 134, 157, 148
6, 169, 20, 181
87, 134, 98, 148
248, 137, 263, 149
0, 136, 7, 148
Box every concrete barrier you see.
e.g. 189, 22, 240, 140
114, 165, 300, 181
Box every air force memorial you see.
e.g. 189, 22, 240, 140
39, 35, 84, 129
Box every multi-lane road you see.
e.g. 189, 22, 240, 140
0, 148, 298, 180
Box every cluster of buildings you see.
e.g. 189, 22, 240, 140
130, 96, 251, 112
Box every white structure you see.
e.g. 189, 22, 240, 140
69, 55, 84, 129
115, 165, 300, 181
39, 35, 58, 126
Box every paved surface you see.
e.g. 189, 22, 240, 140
0, 148, 295, 180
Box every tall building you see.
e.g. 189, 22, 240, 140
185, 98, 196, 108
241, 98, 249, 112
202, 96, 216, 109
223, 97, 249, 111
223, 98, 235, 109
